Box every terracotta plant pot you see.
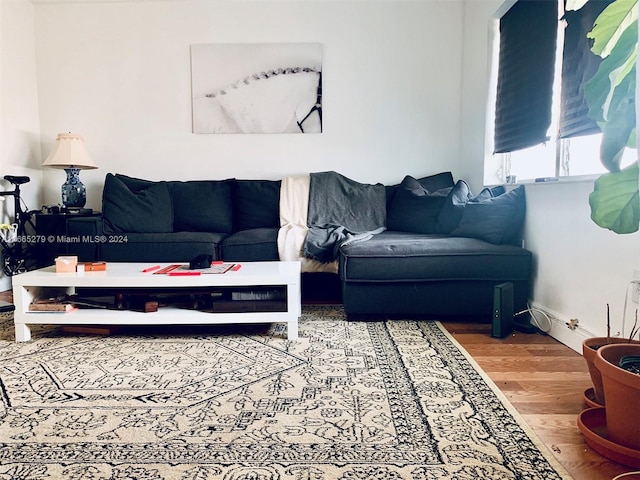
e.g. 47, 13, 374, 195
594, 343, 640, 450
582, 337, 638, 406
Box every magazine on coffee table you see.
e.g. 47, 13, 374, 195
152, 263, 237, 275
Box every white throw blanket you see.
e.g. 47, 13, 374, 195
278, 175, 338, 273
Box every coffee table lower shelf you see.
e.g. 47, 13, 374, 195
15, 307, 299, 342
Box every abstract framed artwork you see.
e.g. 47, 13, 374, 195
191, 43, 323, 134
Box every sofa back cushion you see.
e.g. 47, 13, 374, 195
386, 171, 454, 209
233, 180, 281, 231
102, 173, 173, 234
450, 185, 526, 245
386, 175, 453, 234
169, 180, 234, 233
115, 173, 155, 192
435, 180, 471, 234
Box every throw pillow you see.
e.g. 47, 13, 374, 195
436, 180, 471, 234
473, 185, 506, 203
387, 175, 452, 234
115, 173, 156, 192
102, 173, 173, 234
169, 180, 234, 233
233, 180, 281, 231
416, 171, 455, 191
386, 171, 454, 208
450, 185, 526, 245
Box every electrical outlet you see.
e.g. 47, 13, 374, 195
633, 270, 640, 304
566, 318, 579, 330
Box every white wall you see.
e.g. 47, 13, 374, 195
33, 0, 466, 209
525, 182, 639, 349
0, 0, 43, 203
459, 0, 495, 190
0, 0, 43, 291
461, 0, 640, 351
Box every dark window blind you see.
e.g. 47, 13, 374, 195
494, 0, 558, 154
559, 0, 613, 139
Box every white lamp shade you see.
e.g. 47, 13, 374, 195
42, 133, 98, 170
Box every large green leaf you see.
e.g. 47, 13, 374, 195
589, 162, 640, 233
584, 22, 637, 124
584, 13, 637, 172
599, 95, 636, 171
587, 0, 638, 57
580, 0, 639, 234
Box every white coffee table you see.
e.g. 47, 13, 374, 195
12, 261, 301, 342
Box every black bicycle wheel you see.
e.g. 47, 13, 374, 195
1, 246, 26, 276
10, 210, 44, 274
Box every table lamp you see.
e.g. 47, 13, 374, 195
42, 133, 98, 209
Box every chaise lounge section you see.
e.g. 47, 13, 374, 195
340, 233, 532, 318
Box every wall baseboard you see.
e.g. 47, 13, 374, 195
528, 301, 597, 354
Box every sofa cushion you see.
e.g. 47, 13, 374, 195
417, 171, 455, 191
339, 231, 532, 282
450, 185, 526, 245
233, 180, 281, 231
386, 171, 454, 209
220, 228, 279, 261
169, 180, 233, 233
387, 175, 452, 234
102, 173, 173, 234
484, 185, 507, 198
100, 231, 225, 262
436, 180, 471, 234
115, 173, 156, 192
436, 182, 510, 235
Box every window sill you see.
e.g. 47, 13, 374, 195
488, 174, 599, 188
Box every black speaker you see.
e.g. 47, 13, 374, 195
492, 282, 514, 338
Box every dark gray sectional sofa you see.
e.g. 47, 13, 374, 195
67, 171, 533, 320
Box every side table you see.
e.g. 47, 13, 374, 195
35, 211, 101, 266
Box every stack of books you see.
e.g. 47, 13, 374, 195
28, 298, 76, 313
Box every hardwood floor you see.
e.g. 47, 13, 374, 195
1, 286, 633, 479
441, 320, 634, 480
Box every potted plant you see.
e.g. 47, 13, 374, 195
594, 341, 640, 450
567, 0, 639, 234
582, 305, 639, 406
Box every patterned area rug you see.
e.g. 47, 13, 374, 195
0, 306, 571, 479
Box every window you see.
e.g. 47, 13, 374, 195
484, 0, 636, 185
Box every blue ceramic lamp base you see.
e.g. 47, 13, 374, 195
61, 168, 86, 209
